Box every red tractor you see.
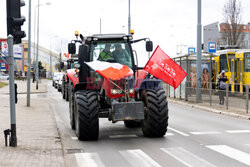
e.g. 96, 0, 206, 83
67, 33, 168, 141
61, 55, 78, 101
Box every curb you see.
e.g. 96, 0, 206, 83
168, 99, 250, 120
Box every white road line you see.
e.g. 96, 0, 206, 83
119, 149, 161, 167
206, 145, 250, 166
190, 131, 221, 135
168, 127, 189, 136
225, 130, 250, 134
109, 134, 138, 139
161, 147, 216, 167
71, 137, 78, 140
75, 153, 105, 167
165, 132, 174, 136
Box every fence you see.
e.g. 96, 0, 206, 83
164, 81, 249, 114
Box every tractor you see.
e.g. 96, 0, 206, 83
61, 55, 78, 101
67, 33, 169, 141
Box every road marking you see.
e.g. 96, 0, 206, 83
75, 153, 105, 167
225, 130, 250, 134
165, 132, 174, 136
119, 149, 161, 167
109, 134, 138, 139
71, 137, 78, 140
190, 131, 221, 135
161, 147, 216, 167
206, 145, 250, 166
168, 127, 189, 136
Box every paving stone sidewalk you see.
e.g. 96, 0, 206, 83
0, 80, 65, 167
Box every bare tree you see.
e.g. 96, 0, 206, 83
221, 0, 245, 47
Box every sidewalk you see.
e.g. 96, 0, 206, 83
0, 80, 65, 167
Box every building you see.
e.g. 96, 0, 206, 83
22, 40, 60, 77
0, 39, 60, 77
203, 22, 250, 52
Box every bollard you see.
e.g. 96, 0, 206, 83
226, 84, 229, 110
246, 85, 249, 114
209, 81, 212, 106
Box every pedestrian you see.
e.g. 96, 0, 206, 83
217, 70, 227, 105
32, 72, 35, 83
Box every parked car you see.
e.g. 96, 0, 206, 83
52, 72, 64, 87
57, 75, 64, 92
0, 73, 9, 80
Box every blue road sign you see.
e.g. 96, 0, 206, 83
0, 62, 6, 71
188, 47, 195, 55
208, 42, 216, 53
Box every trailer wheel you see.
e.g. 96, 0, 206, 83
124, 120, 141, 128
74, 90, 99, 141
141, 89, 168, 137
69, 82, 75, 130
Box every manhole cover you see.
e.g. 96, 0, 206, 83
66, 149, 84, 154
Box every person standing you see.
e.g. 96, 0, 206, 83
217, 70, 227, 105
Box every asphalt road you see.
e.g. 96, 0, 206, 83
48, 83, 250, 167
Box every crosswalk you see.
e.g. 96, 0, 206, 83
74, 144, 250, 167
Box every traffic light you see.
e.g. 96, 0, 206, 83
6, 0, 26, 44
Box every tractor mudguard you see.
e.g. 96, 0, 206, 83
139, 79, 163, 90
66, 69, 79, 87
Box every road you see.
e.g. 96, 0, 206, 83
47, 83, 250, 167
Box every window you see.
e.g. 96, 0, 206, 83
244, 53, 250, 72
228, 54, 235, 72
219, 54, 229, 72
90, 41, 132, 68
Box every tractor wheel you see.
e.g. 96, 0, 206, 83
141, 89, 168, 137
74, 90, 99, 141
69, 82, 75, 130
62, 80, 65, 99
65, 83, 69, 101
124, 120, 141, 128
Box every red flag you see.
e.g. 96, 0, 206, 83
144, 46, 187, 89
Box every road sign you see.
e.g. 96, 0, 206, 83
188, 47, 195, 55
0, 62, 6, 71
208, 42, 216, 53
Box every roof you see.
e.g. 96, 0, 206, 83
87, 34, 133, 40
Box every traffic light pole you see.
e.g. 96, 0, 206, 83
27, 0, 31, 106
8, 35, 17, 147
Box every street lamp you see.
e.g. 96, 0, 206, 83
35, 0, 51, 89
128, 0, 131, 35
50, 35, 58, 79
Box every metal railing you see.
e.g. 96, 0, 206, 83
164, 81, 249, 114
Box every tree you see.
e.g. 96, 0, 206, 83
221, 0, 245, 47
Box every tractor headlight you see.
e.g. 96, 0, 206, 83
111, 89, 122, 94
128, 89, 134, 94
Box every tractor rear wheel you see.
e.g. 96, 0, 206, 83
69, 82, 75, 130
65, 83, 69, 101
124, 120, 141, 128
74, 90, 99, 141
141, 89, 168, 137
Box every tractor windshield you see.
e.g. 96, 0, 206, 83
90, 41, 132, 68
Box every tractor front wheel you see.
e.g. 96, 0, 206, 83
74, 90, 99, 141
141, 89, 169, 137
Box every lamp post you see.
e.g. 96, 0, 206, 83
35, 1, 51, 89
128, 0, 131, 35
50, 35, 58, 79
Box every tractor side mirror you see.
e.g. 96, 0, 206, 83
60, 62, 64, 69
146, 41, 153, 52
68, 43, 76, 54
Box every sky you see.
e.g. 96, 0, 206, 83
1, 0, 250, 65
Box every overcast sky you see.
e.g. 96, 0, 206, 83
1, 0, 250, 63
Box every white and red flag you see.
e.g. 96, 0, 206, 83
85, 61, 133, 80
144, 46, 187, 89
